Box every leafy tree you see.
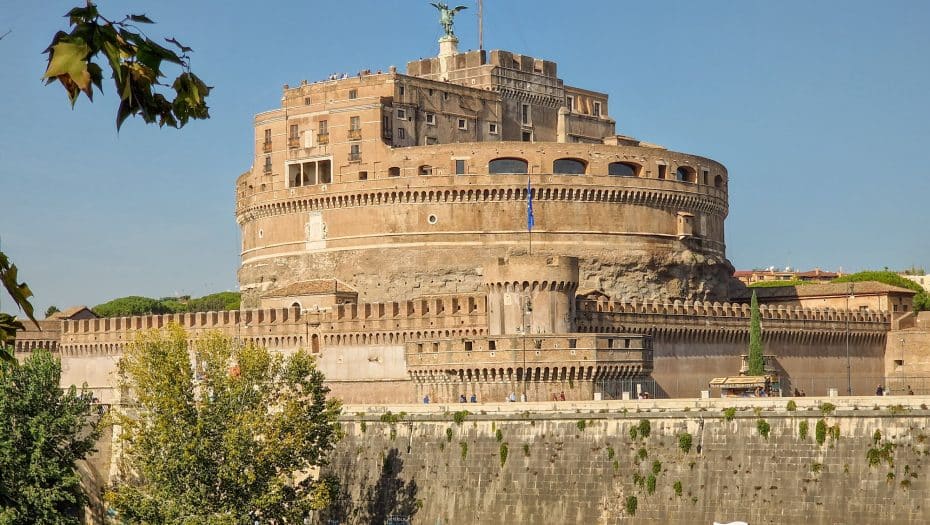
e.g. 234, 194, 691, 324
0, 349, 100, 523
107, 326, 341, 523
186, 291, 241, 312
43, 2, 210, 130
833, 271, 929, 312
747, 290, 764, 375
0, 252, 37, 364
92, 296, 169, 317
45, 305, 61, 318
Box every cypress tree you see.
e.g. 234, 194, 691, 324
748, 290, 764, 375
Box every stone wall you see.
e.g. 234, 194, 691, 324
320, 398, 930, 524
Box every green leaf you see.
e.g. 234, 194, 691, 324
0, 251, 36, 325
43, 38, 92, 86
128, 14, 155, 24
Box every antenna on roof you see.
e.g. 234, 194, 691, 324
477, 0, 483, 50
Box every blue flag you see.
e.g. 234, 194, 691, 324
527, 177, 534, 231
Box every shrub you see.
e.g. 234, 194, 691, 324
446, 427, 453, 442
522, 443, 530, 457
799, 420, 809, 440
453, 410, 469, 425
499, 443, 509, 467
459, 441, 468, 460
629, 427, 639, 440
646, 474, 657, 494
816, 419, 827, 445
607, 446, 615, 460
638, 419, 651, 438
723, 407, 736, 421
820, 402, 836, 415
576, 419, 587, 432
873, 429, 882, 444
757, 418, 771, 439
678, 432, 693, 453
637, 448, 648, 461
786, 400, 797, 411
673, 480, 683, 496
360, 421, 367, 433
651, 460, 662, 475
625, 495, 637, 516
495, 428, 503, 442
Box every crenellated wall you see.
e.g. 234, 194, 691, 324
16, 292, 897, 404
575, 298, 890, 397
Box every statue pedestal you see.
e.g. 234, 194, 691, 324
438, 35, 459, 81
438, 35, 459, 57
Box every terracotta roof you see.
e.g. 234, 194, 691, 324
735, 281, 916, 300
47, 305, 97, 320
262, 280, 357, 298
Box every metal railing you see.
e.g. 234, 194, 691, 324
317, 132, 329, 144
348, 152, 361, 162
261, 141, 272, 153
347, 129, 362, 140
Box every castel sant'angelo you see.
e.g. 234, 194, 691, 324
16, 9, 924, 404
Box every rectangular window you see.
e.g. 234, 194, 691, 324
359, 170, 368, 180
263, 156, 272, 173
398, 85, 405, 97
566, 95, 574, 111
318, 120, 328, 134
426, 113, 436, 125
457, 118, 468, 130
657, 164, 667, 179
522, 131, 532, 142
397, 127, 406, 139
348, 88, 357, 99
349, 143, 360, 161
426, 136, 438, 145
396, 108, 406, 120
289, 124, 298, 139
521, 103, 531, 125
264, 128, 271, 143
349, 116, 360, 130
593, 101, 602, 117
489, 340, 496, 350
464, 341, 473, 352
455, 159, 466, 174
303, 96, 311, 105
489, 123, 498, 134
702, 169, 709, 185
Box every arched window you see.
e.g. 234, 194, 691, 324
608, 162, 639, 177
675, 166, 695, 183
489, 157, 528, 174
418, 165, 433, 176
388, 166, 401, 177
553, 158, 586, 175
714, 174, 724, 189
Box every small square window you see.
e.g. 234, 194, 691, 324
455, 159, 466, 174
358, 171, 368, 180
522, 131, 532, 142
426, 137, 438, 145
464, 341, 473, 351
457, 118, 467, 130
348, 89, 357, 99
397, 128, 406, 139
426, 113, 436, 125
488, 123, 498, 134
396, 108, 406, 120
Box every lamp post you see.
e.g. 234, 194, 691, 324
845, 282, 854, 396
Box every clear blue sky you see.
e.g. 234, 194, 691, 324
2, 1, 929, 315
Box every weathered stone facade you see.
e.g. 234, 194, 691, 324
236, 39, 730, 307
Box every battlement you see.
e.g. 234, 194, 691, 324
577, 297, 890, 325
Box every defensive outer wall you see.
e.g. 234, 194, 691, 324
319, 397, 930, 524
44, 296, 891, 404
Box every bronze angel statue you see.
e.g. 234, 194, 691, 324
431, 2, 468, 37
